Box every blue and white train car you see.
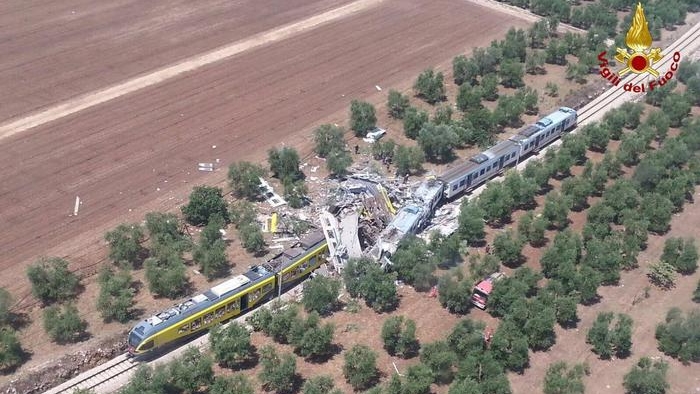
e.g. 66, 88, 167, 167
510, 107, 577, 156
438, 107, 578, 200
440, 140, 522, 199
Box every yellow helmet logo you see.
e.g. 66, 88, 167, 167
614, 3, 663, 77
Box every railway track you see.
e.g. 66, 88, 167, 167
576, 21, 700, 126
40, 20, 700, 394
43, 354, 138, 394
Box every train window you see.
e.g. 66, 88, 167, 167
215, 307, 225, 318
309, 256, 316, 266
263, 283, 274, 293
452, 184, 458, 191
191, 318, 202, 330
459, 179, 465, 187
141, 340, 154, 351
480, 169, 485, 176
226, 299, 240, 313
204, 312, 214, 324
178, 323, 190, 334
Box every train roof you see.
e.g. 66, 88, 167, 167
516, 124, 542, 138
483, 140, 519, 157
130, 231, 326, 340
439, 160, 480, 183
537, 107, 576, 128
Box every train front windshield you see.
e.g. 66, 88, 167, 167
128, 331, 142, 348
472, 289, 488, 302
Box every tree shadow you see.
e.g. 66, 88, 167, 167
529, 236, 549, 248
580, 295, 601, 307
55, 330, 92, 346
469, 239, 487, 248
437, 257, 463, 270
224, 345, 260, 371
536, 183, 553, 195
560, 317, 580, 330
552, 172, 572, 181
7, 312, 32, 331
502, 255, 526, 269
130, 279, 145, 293
253, 249, 269, 258
128, 307, 146, 321
304, 343, 344, 364
570, 201, 590, 212
0, 347, 32, 375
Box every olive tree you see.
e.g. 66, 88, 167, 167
181, 186, 229, 226
302, 376, 342, 394
228, 161, 266, 200
350, 100, 377, 137
268, 147, 303, 182
0, 329, 24, 372
209, 322, 254, 368
343, 345, 378, 391
387, 90, 411, 119
623, 357, 669, 394
104, 224, 144, 267
97, 267, 135, 323
27, 257, 80, 305
258, 345, 297, 394
543, 362, 588, 394
381, 316, 419, 358
313, 124, 345, 158
403, 107, 429, 139
413, 69, 446, 104
302, 276, 341, 316
655, 308, 700, 364
661, 238, 698, 275
493, 230, 525, 267
0, 289, 12, 327
211, 375, 254, 394
43, 303, 88, 344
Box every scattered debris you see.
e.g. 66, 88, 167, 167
73, 196, 80, 216
259, 178, 287, 208
198, 162, 214, 172
362, 127, 386, 143
375, 85, 382, 91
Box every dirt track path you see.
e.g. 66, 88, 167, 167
0, 0, 382, 140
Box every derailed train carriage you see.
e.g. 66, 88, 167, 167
127, 231, 328, 356
370, 107, 578, 261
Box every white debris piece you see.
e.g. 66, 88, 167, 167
375, 85, 382, 91
259, 178, 287, 208
73, 196, 80, 216
198, 162, 214, 172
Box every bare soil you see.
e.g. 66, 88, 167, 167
0, 0, 527, 386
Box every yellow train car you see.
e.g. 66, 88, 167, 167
128, 231, 328, 356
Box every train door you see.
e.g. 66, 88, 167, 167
466, 173, 473, 187
498, 156, 505, 169
534, 134, 542, 149
240, 294, 249, 311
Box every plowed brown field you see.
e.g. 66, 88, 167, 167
0, 0, 524, 301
